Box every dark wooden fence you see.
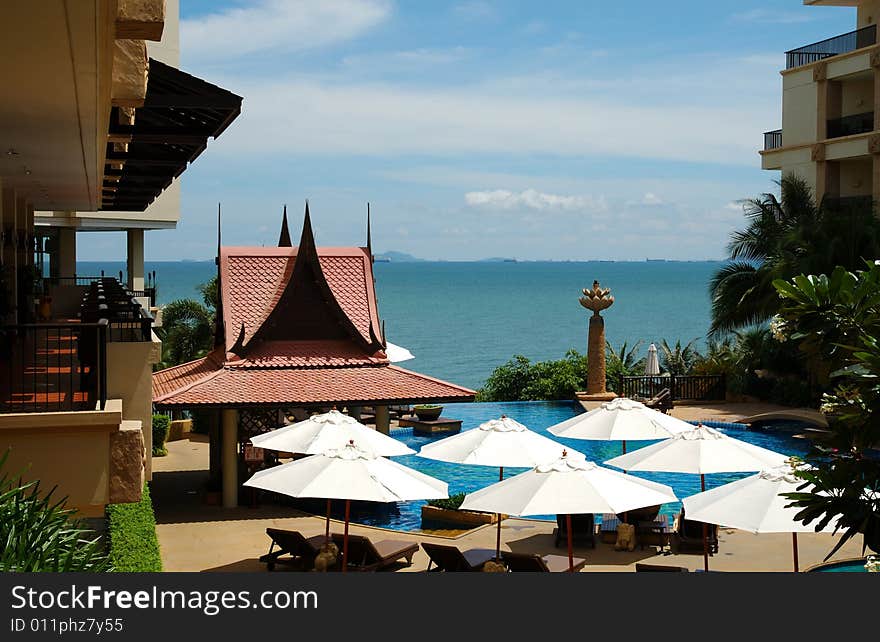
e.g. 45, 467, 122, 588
617, 375, 726, 402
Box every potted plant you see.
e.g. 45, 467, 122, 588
413, 404, 443, 421
420, 492, 500, 529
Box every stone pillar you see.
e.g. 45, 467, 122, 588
578, 281, 616, 401
374, 405, 390, 435
221, 408, 239, 508
58, 228, 77, 278
126, 228, 145, 290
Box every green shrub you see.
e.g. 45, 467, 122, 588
152, 414, 170, 457
477, 350, 588, 401
106, 483, 162, 572
427, 492, 466, 510
0, 451, 110, 572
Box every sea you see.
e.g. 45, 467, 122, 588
77, 260, 720, 391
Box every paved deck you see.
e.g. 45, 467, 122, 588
152, 434, 864, 572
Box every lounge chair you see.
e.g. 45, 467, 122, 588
643, 388, 673, 413
421, 543, 496, 572
635, 563, 689, 572
674, 509, 719, 554
501, 551, 587, 572
260, 528, 328, 571
331, 533, 419, 572
553, 513, 596, 549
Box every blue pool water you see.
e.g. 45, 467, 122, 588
809, 559, 869, 572
334, 401, 815, 532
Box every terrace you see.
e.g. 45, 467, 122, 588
785, 24, 877, 70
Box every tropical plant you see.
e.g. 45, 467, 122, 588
658, 338, 701, 376
152, 414, 170, 457
476, 350, 588, 402
709, 175, 880, 336
157, 275, 217, 368
605, 340, 646, 391
774, 264, 880, 557
106, 482, 162, 572
427, 493, 467, 510
0, 451, 111, 572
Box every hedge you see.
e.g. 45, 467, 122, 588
106, 482, 162, 572
152, 414, 169, 457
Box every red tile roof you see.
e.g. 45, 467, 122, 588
238, 340, 387, 368
153, 362, 475, 407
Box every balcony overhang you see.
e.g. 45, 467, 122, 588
101, 58, 242, 212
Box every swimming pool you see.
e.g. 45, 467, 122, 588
311, 401, 815, 532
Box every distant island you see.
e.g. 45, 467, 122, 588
372, 250, 425, 262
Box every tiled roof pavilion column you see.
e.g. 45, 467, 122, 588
153, 205, 475, 507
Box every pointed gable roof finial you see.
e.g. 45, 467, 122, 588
214, 203, 225, 348
278, 203, 292, 247
366, 202, 372, 262
299, 199, 316, 257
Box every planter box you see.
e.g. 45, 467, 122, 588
421, 504, 499, 530
167, 419, 192, 442
413, 405, 443, 421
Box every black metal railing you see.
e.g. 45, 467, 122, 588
617, 375, 726, 402
786, 24, 877, 70
129, 287, 157, 307
827, 111, 874, 139
44, 275, 106, 287
80, 278, 152, 342
0, 320, 107, 414
823, 194, 874, 213
764, 129, 783, 150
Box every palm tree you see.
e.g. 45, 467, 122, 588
709, 175, 880, 336
157, 276, 217, 368
658, 338, 701, 376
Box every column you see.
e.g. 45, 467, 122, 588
0, 187, 13, 322
25, 203, 34, 266
221, 408, 239, 508
58, 228, 77, 278
126, 228, 145, 290
374, 405, 390, 435
348, 405, 362, 421
873, 154, 880, 209
14, 195, 27, 323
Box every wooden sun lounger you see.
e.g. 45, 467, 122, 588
260, 528, 327, 571
422, 543, 497, 572
501, 551, 587, 572
331, 533, 419, 572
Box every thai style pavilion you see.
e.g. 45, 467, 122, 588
152, 205, 475, 507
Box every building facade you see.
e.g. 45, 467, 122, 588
761, 1, 880, 205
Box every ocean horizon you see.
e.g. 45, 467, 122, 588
78, 259, 721, 390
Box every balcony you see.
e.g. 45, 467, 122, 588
764, 129, 783, 151
785, 24, 877, 70
827, 111, 874, 139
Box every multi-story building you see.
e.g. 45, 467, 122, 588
0, 1, 240, 517
761, 1, 880, 206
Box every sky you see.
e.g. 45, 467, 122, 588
81, 0, 857, 261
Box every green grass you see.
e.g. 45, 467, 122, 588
106, 482, 162, 572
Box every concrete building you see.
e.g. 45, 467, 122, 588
0, 1, 240, 517
761, 1, 880, 205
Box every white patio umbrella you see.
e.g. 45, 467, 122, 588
645, 343, 660, 376
682, 462, 835, 571
604, 423, 789, 570
244, 441, 447, 572
250, 409, 414, 542
548, 397, 693, 455
418, 415, 582, 559
460, 451, 677, 571
385, 342, 415, 363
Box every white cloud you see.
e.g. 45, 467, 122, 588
180, 0, 391, 63
640, 192, 663, 206
341, 47, 471, 72
465, 188, 607, 212
453, 1, 497, 21
732, 9, 815, 25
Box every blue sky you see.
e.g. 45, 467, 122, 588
83, 0, 856, 261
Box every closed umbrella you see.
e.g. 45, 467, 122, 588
418, 415, 581, 559
645, 343, 660, 376
244, 441, 447, 572
682, 462, 835, 571
461, 451, 677, 571
548, 397, 692, 455
250, 409, 414, 541
604, 423, 789, 570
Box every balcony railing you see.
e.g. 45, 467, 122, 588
617, 375, 726, 402
80, 278, 153, 342
827, 111, 874, 139
785, 24, 877, 70
0, 320, 107, 414
764, 129, 783, 150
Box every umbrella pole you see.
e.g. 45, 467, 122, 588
567, 514, 574, 573
792, 533, 799, 573
622, 440, 627, 455
621, 442, 628, 523
342, 500, 350, 574
325, 499, 331, 544
495, 466, 504, 560
701, 474, 709, 572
